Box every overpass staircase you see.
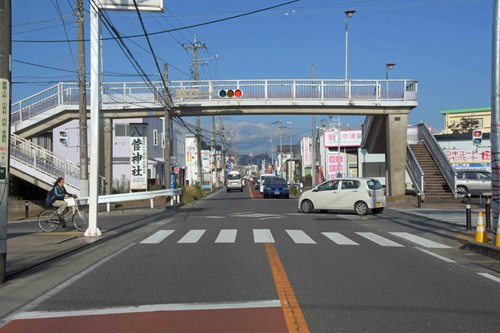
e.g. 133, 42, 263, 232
406, 123, 456, 201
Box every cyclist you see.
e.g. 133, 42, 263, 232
50, 177, 76, 224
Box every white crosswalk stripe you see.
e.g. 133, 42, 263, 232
285, 230, 316, 244
215, 229, 237, 243
177, 230, 206, 243
253, 229, 275, 243
140, 230, 175, 244
356, 232, 404, 247
322, 232, 359, 245
139, 229, 449, 249
390, 232, 451, 248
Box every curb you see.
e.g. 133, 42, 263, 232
461, 241, 500, 261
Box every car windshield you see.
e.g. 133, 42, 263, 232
267, 179, 287, 185
227, 174, 241, 180
367, 179, 383, 190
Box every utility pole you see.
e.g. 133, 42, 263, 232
491, 0, 500, 234
77, 0, 89, 197
163, 64, 172, 192
183, 34, 206, 186
311, 64, 317, 187
0, 0, 11, 284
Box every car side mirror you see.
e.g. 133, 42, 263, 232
312, 188, 318, 192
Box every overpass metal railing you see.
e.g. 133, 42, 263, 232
10, 133, 81, 189
78, 188, 182, 212
406, 144, 425, 197
11, 79, 418, 126
408, 123, 456, 197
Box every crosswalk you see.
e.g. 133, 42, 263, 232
139, 229, 451, 249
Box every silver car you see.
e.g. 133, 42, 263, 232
456, 169, 491, 197
298, 178, 386, 215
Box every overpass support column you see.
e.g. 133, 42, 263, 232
103, 117, 113, 194
386, 113, 408, 199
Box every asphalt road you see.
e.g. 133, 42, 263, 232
2, 184, 500, 332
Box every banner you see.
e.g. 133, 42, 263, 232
130, 123, 148, 190
0, 79, 9, 179
303, 137, 311, 167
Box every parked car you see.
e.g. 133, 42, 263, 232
263, 178, 290, 199
298, 178, 386, 215
456, 169, 491, 197
259, 174, 279, 194
226, 171, 243, 192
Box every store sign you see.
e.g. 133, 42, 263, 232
185, 136, 198, 184
327, 154, 345, 180
324, 130, 362, 148
303, 137, 311, 166
130, 123, 148, 190
0, 79, 9, 179
445, 149, 491, 168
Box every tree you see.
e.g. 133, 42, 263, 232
447, 117, 480, 134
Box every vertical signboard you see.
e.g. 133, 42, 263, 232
303, 137, 311, 166
185, 135, 197, 185
0, 79, 8, 180
130, 123, 148, 190
327, 153, 346, 180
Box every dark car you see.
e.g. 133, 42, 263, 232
263, 178, 290, 199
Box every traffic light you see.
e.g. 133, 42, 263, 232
59, 130, 68, 146
218, 89, 243, 98
472, 129, 482, 146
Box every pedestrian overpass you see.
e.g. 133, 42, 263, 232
10, 78, 418, 198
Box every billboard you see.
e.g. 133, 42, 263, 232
97, 0, 163, 12
324, 130, 362, 148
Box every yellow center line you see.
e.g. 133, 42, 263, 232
265, 243, 310, 333
248, 181, 255, 200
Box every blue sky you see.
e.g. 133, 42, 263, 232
11, 0, 493, 155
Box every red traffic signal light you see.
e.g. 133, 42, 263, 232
218, 89, 242, 98
472, 130, 482, 145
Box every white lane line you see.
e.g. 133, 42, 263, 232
416, 248, 456, 263
477, 273, 500, 284
356, 232, 404, 247
215, 229, 237, 243
390, 232, 451, 248
253, 229, 275, 243
322, 232, 359, 245
140, 230, 175, 244
12, 300, 282, 320
177, 230, 206, 243
285, 230, 316, 244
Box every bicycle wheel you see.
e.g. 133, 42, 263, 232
38, 210, 59, 232
72, 207, 88, 231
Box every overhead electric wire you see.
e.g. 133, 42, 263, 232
13, 0, 301, 43
51, 0, 78, 74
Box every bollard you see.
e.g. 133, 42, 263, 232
417, 193, 422, 208
465, 194, 472, 231
485, 196, 491, 230
24, 201, 29, 218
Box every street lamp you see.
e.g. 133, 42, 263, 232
385, 62, 396, 98
344, 9, 356, 82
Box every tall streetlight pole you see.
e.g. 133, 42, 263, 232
344, 9, 356, 82
386, 62, 396, 99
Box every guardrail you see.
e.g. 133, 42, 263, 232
77, 188, 182, 212
408, 123, 456, 197
11, 79, 418, 126
406, 144, 425, 197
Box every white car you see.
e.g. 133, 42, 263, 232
298, 178, 386, 215
226, 171, 243, 192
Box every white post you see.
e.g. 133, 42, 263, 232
85, 4, 102, 237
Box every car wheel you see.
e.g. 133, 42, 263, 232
301, 200, 314, 213
371, 208, 384, 214
354, 201, 369, 215
284, 194, 289, 199
227, 189, 230, 193
456, 186, 468, 198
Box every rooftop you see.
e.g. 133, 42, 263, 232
440, 107, 490, 115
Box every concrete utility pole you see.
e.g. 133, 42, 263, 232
163, 64, 172, 191
491, 0, 500, 233
183, 34, 206, 186
77, 0, 89, 197
0, 0, 11, 284
311, 64, 316, 187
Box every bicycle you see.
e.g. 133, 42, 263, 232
38, 197, 89, 232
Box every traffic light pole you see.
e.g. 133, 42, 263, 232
491, 0, 500, 233
0, 0, 11, 284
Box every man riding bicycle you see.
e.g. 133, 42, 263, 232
50, 177, 76, 224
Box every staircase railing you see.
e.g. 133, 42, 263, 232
406, 144, 424, 197
10, 133, 81, 189
407, 123, 456, 196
